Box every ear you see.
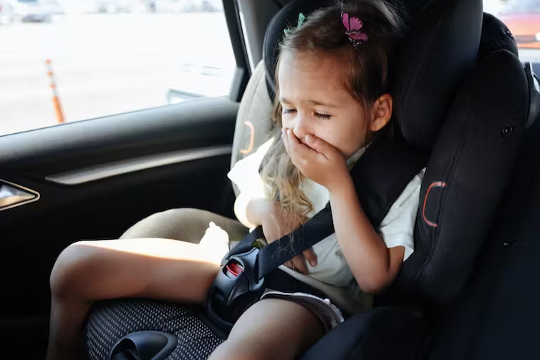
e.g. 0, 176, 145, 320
370, 94, 393, 132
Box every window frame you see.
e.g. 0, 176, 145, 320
223, 0, 252, 102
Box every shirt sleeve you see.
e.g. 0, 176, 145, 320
227, 139, 274, 228
378, 168, 425, 261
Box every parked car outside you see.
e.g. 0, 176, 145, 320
0, 0, 16, 24
16, 0, 52, 22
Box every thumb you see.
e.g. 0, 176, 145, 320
303, 248, 318, 267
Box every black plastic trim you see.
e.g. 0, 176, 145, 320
223, 0, 251, 101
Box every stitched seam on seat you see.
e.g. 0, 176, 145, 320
241, 65, 266, 156
414, 103, 470, 294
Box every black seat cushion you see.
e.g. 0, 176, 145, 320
86, 299, 223, 360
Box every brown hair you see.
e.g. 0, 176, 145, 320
260, 0, 405, 226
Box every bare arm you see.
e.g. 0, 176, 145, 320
329, 176, 404, 294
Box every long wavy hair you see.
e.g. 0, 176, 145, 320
260, 0, 405, 227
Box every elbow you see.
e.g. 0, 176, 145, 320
356, 247, 403, 294
357, 273, 394, 295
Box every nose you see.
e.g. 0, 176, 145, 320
291, 113, 310, 142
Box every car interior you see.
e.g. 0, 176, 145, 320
1, 0, 539, 359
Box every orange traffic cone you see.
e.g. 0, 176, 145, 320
45, 59, 65, 124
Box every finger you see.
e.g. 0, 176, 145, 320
287, 129, 306, 149
292, 255, 309, 274
304, 134, 337, 160
303, 248, 318, 267
282, 128, 290, 153
284, 129, 305, 165
287, 129, 314, 160
284, 260, 294, 270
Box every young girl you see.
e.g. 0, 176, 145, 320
47, 1, 424, 360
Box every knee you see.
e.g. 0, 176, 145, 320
50, 241, 97, 299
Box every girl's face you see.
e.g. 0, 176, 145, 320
278, 50, 392, 159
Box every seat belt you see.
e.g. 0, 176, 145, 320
206, 134, 428, 333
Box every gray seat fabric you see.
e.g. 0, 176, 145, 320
230, 60, 274, 196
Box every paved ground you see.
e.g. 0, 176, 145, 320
0, 13, 235, 136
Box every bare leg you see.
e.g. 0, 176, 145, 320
46, 238, 225, 360
208, 299, 325, 360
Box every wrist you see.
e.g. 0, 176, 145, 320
326, 171, 353, 195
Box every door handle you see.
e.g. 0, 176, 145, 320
0, 181, 39, 211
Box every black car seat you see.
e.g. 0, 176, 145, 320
301, 10, 538, 360
425, 114, 540, 360
410, 14, 540, 360
424, 115, 540, 360
83, 0, 534, 359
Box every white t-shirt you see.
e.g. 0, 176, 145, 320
227, 139, 425, 313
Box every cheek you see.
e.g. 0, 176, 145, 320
281, 116, 294, 129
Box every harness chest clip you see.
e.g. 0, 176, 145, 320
206, 246, 266, 332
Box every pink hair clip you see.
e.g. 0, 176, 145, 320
342, 12, 368, 46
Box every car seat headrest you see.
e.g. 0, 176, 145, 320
263, 0, 482, 149
392, 0, 482, 148
263, 0, 330, 100
478, 12, 518, 59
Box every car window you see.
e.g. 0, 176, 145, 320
0, 0, 236, 136
499, 0, 540, 13
484, 0, 540, 66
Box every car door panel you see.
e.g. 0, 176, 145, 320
0, 96, 239, 343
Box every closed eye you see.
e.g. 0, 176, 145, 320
282, 108, 296, 115
315, 113, 331, 120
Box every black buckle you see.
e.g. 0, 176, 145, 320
206, 246, 266, 332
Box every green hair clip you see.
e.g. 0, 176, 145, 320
284, 12, 306, 35
297, 12, 306, 27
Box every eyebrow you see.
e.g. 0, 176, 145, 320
279, 97, 339, 108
